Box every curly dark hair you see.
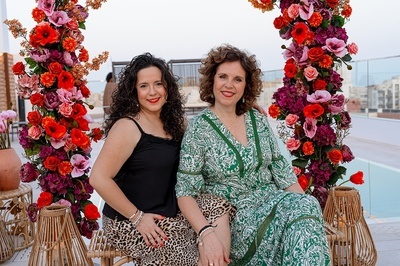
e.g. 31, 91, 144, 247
103, 53, 185, 141
198, 44, 263, 115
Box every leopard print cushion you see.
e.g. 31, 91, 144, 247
103, 194, 236, 265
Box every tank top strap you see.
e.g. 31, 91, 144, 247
124, 117, 145, 134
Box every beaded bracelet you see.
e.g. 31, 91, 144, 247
130, 210, 144, 228
129, 208, 139, 221
198, 224, 215, 237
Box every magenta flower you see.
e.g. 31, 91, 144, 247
37, 0, 55, 16
20, 162, 39, 182
328, 94, 345, 114
70, 154, 90, 178
49, 11, 71, 27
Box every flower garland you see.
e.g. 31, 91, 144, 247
249, 0, 360, 208
5, 0, 109, 238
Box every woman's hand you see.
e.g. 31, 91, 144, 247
198, 231, 230, 266
136, 213, 168, 248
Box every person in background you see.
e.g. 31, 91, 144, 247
102, 72, 117, 119
176, 44, 331, 265
90, 53, 235, 265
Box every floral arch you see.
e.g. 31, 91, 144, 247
5, 0, 358, 237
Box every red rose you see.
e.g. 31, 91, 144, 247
27, 110, 42, 126
79, 84, 91, 98
58, 70, 75, 90
327, 149, 343, 165
48, 62, 63, 74
12, 62, 25, 75
308, 47, 324, 62
43, 156, 61, 171
71, 103, 88, 119
349, 171, 364, 185
284, 59, 297, 78
30, 93, 45, 106
37, 192, 53, 208
273, 16, 285, 29
268, 104, 280, 119
313, 79, 327, 91
84, 204, 101, 221
298, 175, 309, 191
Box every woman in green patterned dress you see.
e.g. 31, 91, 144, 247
176, 44, 331, 266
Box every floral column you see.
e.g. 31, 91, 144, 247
5, 0, 109, 238
249, 0, 360, 208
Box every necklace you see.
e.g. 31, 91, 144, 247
214, 111, 238, 130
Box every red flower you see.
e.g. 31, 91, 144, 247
48, 62, 63, 74
303, 104, 324, 119
327, 149, 343, 165
62, 37, 77, 52
43, 156, 61, 171
284, 60, 297, 78
32, 7, 46, 23
79, 84, 91, 98
341, 4, 352, 18
58, 70, 75, 90
312, 79, 327, 91
318, 54, 333, 68
83, 204, 101, 221
273, 16, 285, 29
298, 175, 309, 191
90, 128, 103, 142
40, 72, 56, 87
326, 0, 339, 9
58, 161, 73, 176
30, 93, 45, 106
308, 47, 324, 62
29, 22, 59, 47
43, 119, 67, 139
27, 110, 42, 126
71, 103, 88, 119
37, 192, 53, 208
308, 12, 323, 27
350, 171, 364, 185
302, 141, 314, 156
79, 47, 89, 62
12, 62, 25, 75
71, 128, 91, 149
291, 22, 309, 44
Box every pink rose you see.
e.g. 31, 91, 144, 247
348, 42, 358, 55
59, 102, 73, 117
292, 166, 302, 176
303, 66, 319, 81
28, 125, 42, 140
285, 114, 299, 127
329, 94, 345, 114
287, 4, 300, 19
303, 117, 317, 138
286, 138, 301, 151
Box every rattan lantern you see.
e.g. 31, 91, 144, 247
0, 216, 14, 263
28, 204, 93, 266
323, 186, 377, 266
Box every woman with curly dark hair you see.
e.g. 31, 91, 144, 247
176, 44, 331, 265
90, 53, 235, 265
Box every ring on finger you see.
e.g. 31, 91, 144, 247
147, 234, 152, 238
209, 263, 214, 266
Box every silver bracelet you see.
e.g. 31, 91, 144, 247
131, 210, 144, 228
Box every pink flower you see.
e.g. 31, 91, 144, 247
37, 0, 55, 16
303, 117, 317, 138
285, 114, 299, 127
286, 138, 301, 151
59, 102, 73, 117
70, 154, 90, 178
299, 0, 314, 20
28, 125, 43, 140
323, 38, 348, 57
307, 90, 331, 103
49, 11, 71, 27
287, 4, 300, 19
292, 166, 302, 176
348, 42, 358, 55
303, 65, 319, 81
328, 94, 345, 114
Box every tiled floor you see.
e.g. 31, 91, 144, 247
2, 118, 400, 265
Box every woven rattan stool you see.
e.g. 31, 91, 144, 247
87, 230, 135, 266
0, 183, 35, 251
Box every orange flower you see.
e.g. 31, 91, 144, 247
37, 192, 53, 208
341, 4, 352, 18
350, 171, 364, 185
43, 156, 61, 171
40, 72, 56, 87
327, 149, 343, 165
303, 104, 324, 119
58, 70, 75, 90
12, 62, 25, 75
318, 54, 333, 68
71, 128, 91, 149
79, 47, 89, 62
83, 204, 101, 221
62, 37, 77, 52
291, 22, 309, 44
302, 141, 314, 155
58, 161, 73, 176
308, 12, 323, 27
298, 174, 309, 191
32, 7, 46, 23
268, 104, 281, 119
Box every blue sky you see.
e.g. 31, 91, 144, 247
3, 0, 400, 82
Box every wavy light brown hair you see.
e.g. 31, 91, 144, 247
198, 44, 263, 115
103, 53, 185, 141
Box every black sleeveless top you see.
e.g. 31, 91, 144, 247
102, 118, 180, 221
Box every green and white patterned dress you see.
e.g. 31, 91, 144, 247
176, 108, 331, 266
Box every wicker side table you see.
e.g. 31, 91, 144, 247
0, 183, 35, 251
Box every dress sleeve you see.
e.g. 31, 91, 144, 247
175, 117, 205, 198
264, 117, 297, 190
